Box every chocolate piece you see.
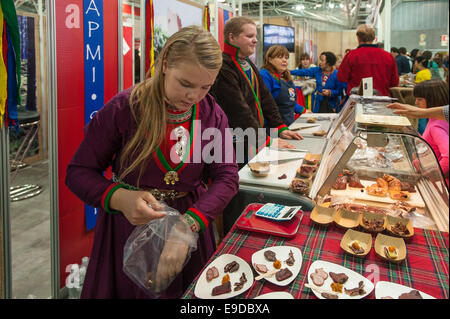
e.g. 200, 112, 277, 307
206, 266, 219, 282
285, 250, 295, 266
275, 268, 293, 281
224, 261, 239, 273
321, 292, 338, 299
344, 281, 366, 296
398, 290, 423, 299
329, 272, 348, 284
332, 175, 347, 190
211, 281, 231, 296
264, 250, 277, 262
254, 263, 268, 273
278, 173, 287, 180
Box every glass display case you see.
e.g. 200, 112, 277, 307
311, 96, 449, 232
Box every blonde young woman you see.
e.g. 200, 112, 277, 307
65, 26, 239, 298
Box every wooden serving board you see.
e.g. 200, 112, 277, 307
329, 179, 425, 208
355, 113, 411, 127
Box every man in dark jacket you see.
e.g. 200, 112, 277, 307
392, 47, 410, 75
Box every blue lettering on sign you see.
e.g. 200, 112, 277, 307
83, 0, 104, 231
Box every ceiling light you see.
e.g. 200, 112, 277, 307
329, 3, 335, 9
339, 3, 344, 8
296, 4, 305, 11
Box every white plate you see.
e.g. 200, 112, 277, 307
251, 246, 302, 286
194, 254, 254, 299
375, 281, 436, 299
307, 260, 374, 299
254, 292, 294, 299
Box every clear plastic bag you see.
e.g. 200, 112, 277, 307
123, 202, 198, 297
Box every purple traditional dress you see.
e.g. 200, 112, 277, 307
65, 87, 239, 298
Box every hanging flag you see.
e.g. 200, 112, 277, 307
204, 4, 210, 31
0, 0, 21, 105
145, 0, 154, 77
0, 7, 7, 129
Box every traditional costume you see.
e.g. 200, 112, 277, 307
66, 87, 239, 298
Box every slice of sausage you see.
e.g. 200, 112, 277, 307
310, 272, 325, 286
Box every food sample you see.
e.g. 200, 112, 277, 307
384, 245, 398, 260
206, 266, 219, 282
366, 184, 388, 197
398, 290, 423, 299
309, 268, 328, 286
278, 173, 287, 180
273, 260, 282, 269
388, 190, 410, 201
264, 250, 277, 262
332, 174, 348, 190
233, 272, 247, 292
304, 153, 322, 165
285, 250, 295, 266
361, 216, 385, 232
275, 268, 293, 281
307, 117, 317, 123
211, 281, 231, 296
347, 174, 364, 189
221, 274, 230, 284
329, 272, 349, 284
290, 179, 310, 195
330, 282, 343, 293
321, 292, 339, 299
401, 182, 416, 193
313, 130, 327, 137
348, 240, 365, 254
390, 222, 410, 236
298, 164, 317, 178
381, 296, 394, 299
248, 162, 270, 176
254, 263, 268, 274
344, 281, 366, 297
224, 261, 239, 273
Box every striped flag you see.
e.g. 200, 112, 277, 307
145, 0, 154, 77
204, 4, 210, 31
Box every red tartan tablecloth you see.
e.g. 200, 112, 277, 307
182, 210, 449, 299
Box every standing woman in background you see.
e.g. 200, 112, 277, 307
259, 45, 307, 126
291, 51, 346, 113
65, 26, 239, 298
294, 53, 316, 112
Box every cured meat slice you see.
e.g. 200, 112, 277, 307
206, 266, 219, 282
264, 250, 277, 262
211, 281, 231, 296
329, 272, 348, 284
275, 268, 293, 281
398, 290, 423, 299
253, 263, 268, 273
224, 261, 239, 273
290, 179, 310, 194
344, 281, 366, 296
332, 175, 347, 190
285, 250, 295, 266
348, 174, 364, 188
310, 272, 325, 286
315, 268, 328, 280
321, 292, 338, 299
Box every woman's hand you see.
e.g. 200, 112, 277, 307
153, 217, 198, 293
320, 89, 331, 96
386, 103, 425, 118
279, 129, 303, 140
109, 188, 166, 225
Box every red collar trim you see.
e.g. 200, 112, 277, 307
223, 41, 240, 58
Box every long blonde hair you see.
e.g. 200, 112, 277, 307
119, 26, 222, 185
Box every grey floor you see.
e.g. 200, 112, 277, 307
9, 159, 52, 299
